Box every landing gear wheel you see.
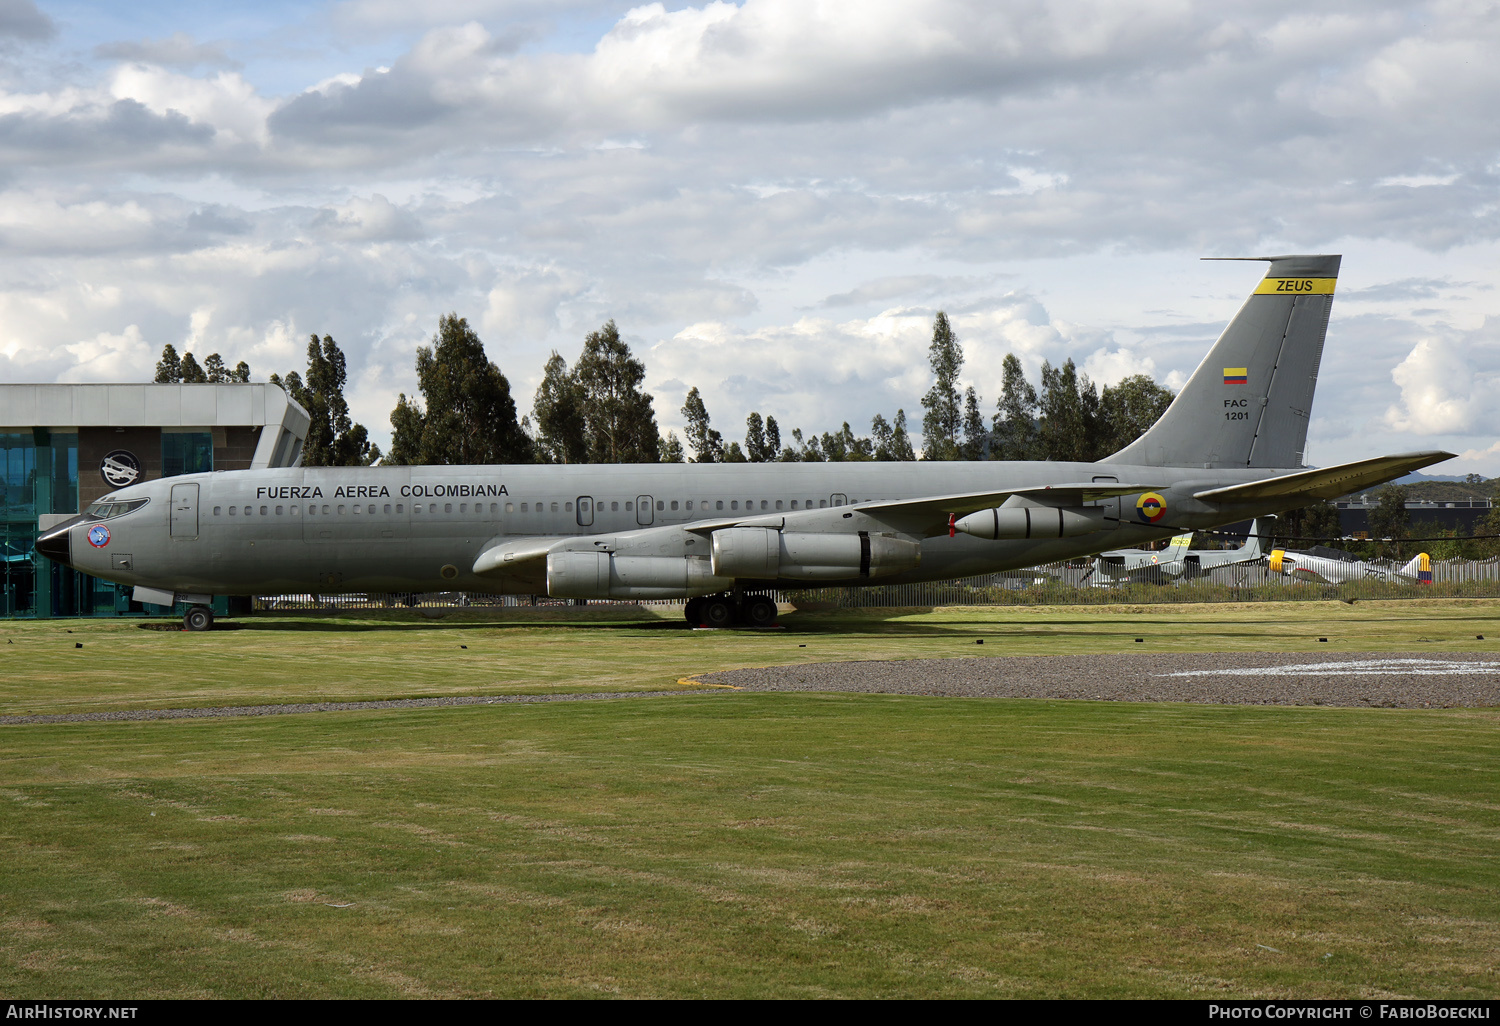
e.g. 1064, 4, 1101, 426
701, 598, 734, 629
184, 606, 214, 632
684, 598, 703, 625
743, 596, 777, 628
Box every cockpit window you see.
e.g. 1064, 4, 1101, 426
85, 498, 149, 519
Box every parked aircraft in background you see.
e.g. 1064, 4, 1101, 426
35, 254, 1453, 630
1086, 520, 1266, 584
1268, 548, 1432, 586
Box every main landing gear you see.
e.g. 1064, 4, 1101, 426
684, 594, 778, 629
183, 605, 215, 632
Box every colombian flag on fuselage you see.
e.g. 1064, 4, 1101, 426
1223, 367, 1248, 385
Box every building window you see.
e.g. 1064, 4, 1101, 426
161, 432, 213, 478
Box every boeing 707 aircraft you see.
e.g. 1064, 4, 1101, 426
35, 255, 1453, 630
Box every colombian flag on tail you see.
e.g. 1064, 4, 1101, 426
1223, 367, 1248, 385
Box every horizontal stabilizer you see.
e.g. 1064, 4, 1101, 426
1192, 451, 1454, 505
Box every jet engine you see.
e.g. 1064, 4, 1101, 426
710, 527, 920, 581
547, 552, 731, 600
953, 505, 1106, 540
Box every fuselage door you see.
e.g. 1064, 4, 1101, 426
636, 495, 654, 526
169, 483, 199, 540
576, 496, 594, 527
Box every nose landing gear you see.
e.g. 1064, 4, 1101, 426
183, 605, 215, 632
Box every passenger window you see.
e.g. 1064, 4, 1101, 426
291, 505, 299, 515
213, 506, 222, 516
338, 505, 346, 515
414, 504, 423, 513
460, 503, 468, 513
760, 500, 768, 510
670, 500, 678, 511
625, 502, 632, 511
819, 500, 827, 508
565, 502, 573, 512
656, 500, 664, 511
444, 503, 452, 513
307, 506, 314, 516
611, 501, 619, 512
490, 503, 497, 514
323, 505, 330, 514
276, 505, 284, 515
244, 506, 253, 517
520, 503, 527, 512
505, 502, 514, 513
260, 506, 267, 515
550, 502, 559, 513
775, 500, 783, 510
384, 504, 391, 514
396, 504, 403, 513
730, 501, 738, 510
368, 505, 375, 514
716, 500, 724, 510
685, 500, 693, 510
790, 500, 798, 509
229, 506, 237, 516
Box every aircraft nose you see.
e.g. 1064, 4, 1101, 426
33, 520, 76, 567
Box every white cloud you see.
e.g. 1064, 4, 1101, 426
1383, 328, 1500, 436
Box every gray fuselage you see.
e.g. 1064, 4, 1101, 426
52, 460, 1296, 598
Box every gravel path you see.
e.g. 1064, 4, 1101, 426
700, 651, 1500, 709
9, 651, 1499, 725
0, 688, 732, 726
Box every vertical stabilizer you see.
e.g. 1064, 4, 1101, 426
1104, 255, 1340, 469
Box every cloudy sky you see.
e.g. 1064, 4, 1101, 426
2, 0, 1498, 472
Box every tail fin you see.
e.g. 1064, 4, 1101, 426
1400, 552, 1433, 583
1103, 255, 1340, 469
1167, 532, 1193, 553
1240, 519, 1264, 558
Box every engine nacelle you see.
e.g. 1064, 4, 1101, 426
953, 505, 1106, 540
547, 551, 731, 599
710, 528, 920, 581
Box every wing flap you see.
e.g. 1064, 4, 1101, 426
472, 536, 558, 576
1192, 451, 1454, 505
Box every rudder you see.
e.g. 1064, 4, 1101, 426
1104, 255, 1340, 469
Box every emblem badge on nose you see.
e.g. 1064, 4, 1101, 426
87, 525, 111, 548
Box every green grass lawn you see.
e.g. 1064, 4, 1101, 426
2, 599, 1498, 716
1, 601, 1499, 998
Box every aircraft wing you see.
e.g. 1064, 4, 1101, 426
680, 482, 1162, 538
1193, 451, 1454, 505
848, 482, 1162, 536
1289, 566, 1334, 585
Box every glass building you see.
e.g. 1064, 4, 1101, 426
1, 384, 309, 618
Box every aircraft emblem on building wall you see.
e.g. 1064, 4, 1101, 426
101, 450, 141, 488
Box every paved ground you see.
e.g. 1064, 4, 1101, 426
8, 651, 1499, 725
701, 651, 1500, 709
